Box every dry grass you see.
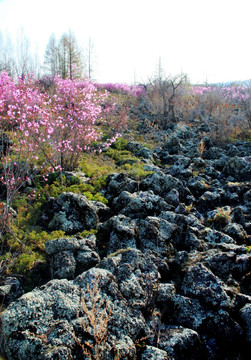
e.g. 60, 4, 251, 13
73, 274, 112, 359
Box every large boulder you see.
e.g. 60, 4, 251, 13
105, 173, 138, 201
181, 263, 231, 309
120, 191, 172, 219
140, 171, 187, 200
223, 156, 251, 181
137, 216, 177, 257
0, 277, 24, 306
97, 214, 137, 255
0, 268, 147, 360
99, 248, 159, 311
41, 192, 110, 234
45, 235, 100, 279
127, 141, 153, 159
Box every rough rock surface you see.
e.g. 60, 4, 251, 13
40, 192, 111, 234
1, 122, 251, 359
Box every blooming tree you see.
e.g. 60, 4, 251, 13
0, 71, 121, 234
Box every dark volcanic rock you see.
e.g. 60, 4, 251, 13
41, 192, 110, 234
0, 277, 24, 306
45, 235, 100, 279
105, 172, 138, 201
1, 125, 251, 360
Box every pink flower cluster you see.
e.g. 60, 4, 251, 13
95, 82, 146, 97
192, 86, 250, 103
0, 71, 119, 173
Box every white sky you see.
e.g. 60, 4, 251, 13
0, 0, 250, 84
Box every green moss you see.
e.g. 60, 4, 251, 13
112, 137, 128, 150
79, 153, 116, 178
76, 229, 97, 238
105, 148, 137, 163
120, 162, 154, 180
9, 252, 43, 274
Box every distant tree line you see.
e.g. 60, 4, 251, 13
0, 29, 94, 79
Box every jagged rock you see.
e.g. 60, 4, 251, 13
120, 191, 172, 219
203, 227, 236, 245
45, 235, 96, 255
181, 263, 231, 309
243, 188, 251, 207
127, 141, 153, 159
97, 214, 137, 255
160, 154, 180, 166
192, 156, 206, 168
226, 144, 241, 157
202, 250, 236, 282
182, 230, 202, 251
197, 191, 221, 211
41, 192, 110, 234
147, 318, 204, 360
137, 216, 177, 256
0, 277, 24, 306
162, 136, 182, 154
161, 293, 214, 331
223, 156, 251, 181
233, 253, 251, 280
140, 171, 187, 200
49, 250, 76, 279
239, 304, 251, 343
164, 188, 180, 207
224, 223, 248, 244
111, 190, 137, 213
156, 283, 176, 307
203, 147, 226, 160
157, 287, 244, 357
45, 235, 100, 279
172, 155, 191, 171
105, 172, 138, 201
140, 345, 168, 360
0, 268, 148, 360
99, 248, 159, 310
186, 213, 205, 230
187, 177, 211, 197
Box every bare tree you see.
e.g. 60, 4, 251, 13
0, 31, 15, 76
44, 33, 59, 77
86, 37, 96, 79
0, 29, 41, 78
145, 74, 187, 128
44, 31, 84, 79
66, 30, 84, 79
14, 28, 32, 77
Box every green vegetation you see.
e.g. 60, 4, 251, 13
0, 135, 154, 280
207, 207, 231, 229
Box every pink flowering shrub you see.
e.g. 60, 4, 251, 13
0, 71, 122, 234
95, 82, 146, 98
0, 72, 119, 170
186, 85, 251, 142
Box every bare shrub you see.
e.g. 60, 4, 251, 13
198, 139, 206, 158
73, 274, 112, 359
143, 75, 187, 129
